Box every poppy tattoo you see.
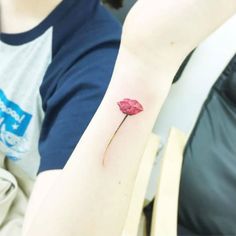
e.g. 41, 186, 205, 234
102, 98, 143, 165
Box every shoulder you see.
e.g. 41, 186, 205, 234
41, 1, 121, 104
52, 1, 121, 58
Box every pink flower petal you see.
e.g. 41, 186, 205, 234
117, 98, 143, 115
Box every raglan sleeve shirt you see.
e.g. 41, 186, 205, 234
38, 2, 121, 172
0, 0, 121, 176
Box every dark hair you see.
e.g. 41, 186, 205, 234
102, 0, 123, 9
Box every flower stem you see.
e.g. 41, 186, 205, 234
102, 115, 128, 166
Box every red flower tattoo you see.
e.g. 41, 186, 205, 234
117, 98, 143, 115
102, 98, 143, 165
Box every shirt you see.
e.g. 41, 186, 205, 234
0, 0, 121, 177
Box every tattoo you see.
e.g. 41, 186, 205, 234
102, 99, 143, 165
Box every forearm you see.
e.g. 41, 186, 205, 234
122, 0, 236, 68
23, 44, 174, 236
23, 1, 236, 235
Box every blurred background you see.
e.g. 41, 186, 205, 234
104, 0, 136, 23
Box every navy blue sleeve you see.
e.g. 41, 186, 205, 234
37, 1, 121, 173
38, 42, 119, 172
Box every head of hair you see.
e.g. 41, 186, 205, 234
102, 0, 123, 9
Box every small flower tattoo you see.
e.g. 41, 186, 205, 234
102, 98, 143, 165
117, 98, 143, 115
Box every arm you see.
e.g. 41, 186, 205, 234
23, 1, 236, 235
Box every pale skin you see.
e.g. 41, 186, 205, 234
0, 0, 62, 33
1, 0, 236, 235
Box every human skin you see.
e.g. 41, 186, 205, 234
0, 0, 121, 33
14, 0, 236, 235
0, 0, 62, 33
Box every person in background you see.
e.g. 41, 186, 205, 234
0, 0, 122, 235
21, 0, 236, 235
